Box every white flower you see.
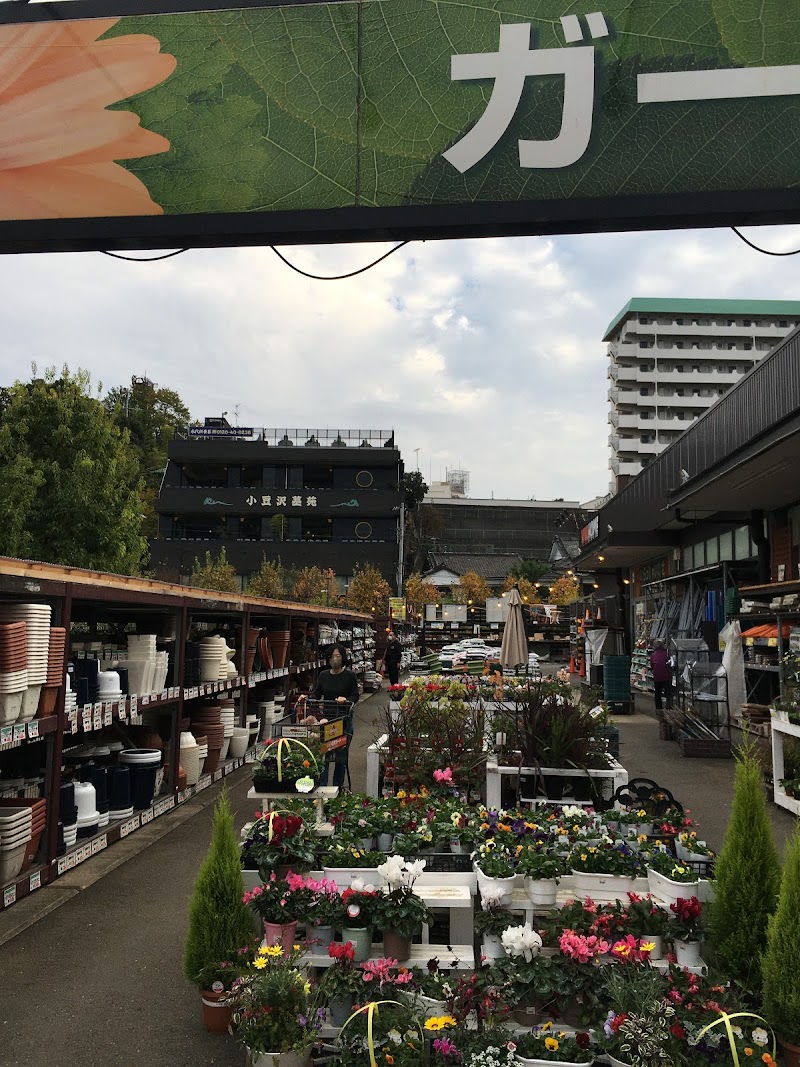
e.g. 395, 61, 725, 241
731, 1027, 744, 1039
377, 856, 406, 888
479, 885, 506, 908
501, 922, 542, 962
752, 1028, 769, 1046
406, 858, 427, 880
386, 1029, 402, 1046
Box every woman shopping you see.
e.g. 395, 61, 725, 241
313, 643, 360, 789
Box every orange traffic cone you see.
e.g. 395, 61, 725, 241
568, 654, 576, 673
578, 655, 585, 677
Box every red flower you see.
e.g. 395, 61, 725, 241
610, 1014, 628, 1034
671, 1024, 686, 1039
576, 1033, 591, 1049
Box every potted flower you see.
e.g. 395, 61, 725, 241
616, 808, 654, 838
500, 921, 543, 963
318, 941, 367, 1026
668, 895, 704, 967
240, 810, 317, 881
230, 945, 323, 1066
299, 874, 343, 955
252, 737, 321, 794
474, 844, 517, 906
373, 856, 433, 960
600, 965, 678, 1067
644, 849, 700, 905
624, 894, 671, 959
244, 873, 314, 954
193, 955, 249, 1035
337, 1000, 424, 1067
340, 879, 380, 961
515, 1025, 595, 1067
675, 831, 715, 865
569, 841, 643, 901
372, 801, 399, 852
517, 848, 566, 908
411, 957, 460, 1018
431, 1031, 518, 1067
474, 901, 517, 960
183, 790, 257, 1032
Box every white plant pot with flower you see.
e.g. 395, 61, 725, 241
481, 932, 506, 960
250, 1048, 312, 1067
647, 867, 699, 907
674, 939, 703, 967
571, 870, 637, 902
517, 1057, 592, 1067
474, 865, 515, 907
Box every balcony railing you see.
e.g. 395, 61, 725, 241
175, 427, 395, 447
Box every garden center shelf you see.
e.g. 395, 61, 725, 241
0, 556, 370, 912
770, 715, 800, 815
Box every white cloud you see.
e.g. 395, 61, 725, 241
1, 224, 799, 504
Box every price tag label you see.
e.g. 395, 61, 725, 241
93, 712, 102, 731
213, 769, 223, 782
13, 724, 26, 742
248, 678, 256, 688
160, 690, 168, 702
178, 790, 188, 805
67, 852, 77, 869
130, 696, 138, 715
91, 839, 101, 854
1, 726, 13, 745
3, 885, 17, 907
140, 808, 154, 825
27, 721, 39, 739
93, 702, 103, 717
104, 706, 113, 726
57, 857, 67, 875
82, 713, 92, 732
29, 871, 41, 892
141, 694, 150, 705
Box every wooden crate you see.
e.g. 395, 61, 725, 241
676, 731, 731, 758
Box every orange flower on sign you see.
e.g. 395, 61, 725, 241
0, 20, 176, 219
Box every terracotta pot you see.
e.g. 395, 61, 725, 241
263, 919, 299, 956
37, 686, 59, 717
201, 988, 234, 1034
781, 1041, 800, 1067
383, 930, 411, 961
203, 747, 222, 775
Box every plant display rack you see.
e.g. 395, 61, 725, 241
770, 715, 800, 815
484, 754, 628, 810
630, 646, 654, 693
0, 557, 370, 912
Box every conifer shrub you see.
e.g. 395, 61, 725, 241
183, 789, 254, 987
762, 828, 800, 1045
708, 742, 781, 994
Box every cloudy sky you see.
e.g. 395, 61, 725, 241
1, 223, 799, 503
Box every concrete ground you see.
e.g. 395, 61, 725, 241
0, 685, 795, 1067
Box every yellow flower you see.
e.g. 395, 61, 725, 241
545, 1038, 559, 1051
580, 854, 587, 862
261, 945, 282, 958
540, 1022, 553, 1031
744, 1050, 753, 1058
640, 941, 656, 953
303, 981, 311, 994
638, 834, 647, 843
252, 957, 267, 969
425, 1016, 457, 1031
516, 845, 523, 856
397, 791, 406, 799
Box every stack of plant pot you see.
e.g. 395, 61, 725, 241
0, 797, 45, 874
218, 699, 236, 758
244, 627, 259, 675
268, 629, 291, 670
0, 602, 51, 723
0, 805, 32, 881
257, 633, 273, 671
0, 620, 27, 726
190, 704, 224, 773
39, 626, 66, 716
180, 731, 201, 786
59, 781, 78, 847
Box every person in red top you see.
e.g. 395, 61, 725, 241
650, 640, 673, 712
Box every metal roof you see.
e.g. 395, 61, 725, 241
603, 298, 800, 341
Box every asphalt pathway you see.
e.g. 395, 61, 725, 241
0, 686, 794, 1067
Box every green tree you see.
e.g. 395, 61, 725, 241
0, 367, 147, 574
271, 514, 288, 542
402, 470, 428, 511
404, 572, 440, 613
405, 503, 445, 573
762, 827, 800, 1044
347, 563, 392, 614
290, 565, 328, 604
104, 377, 191, 539
709, 743, 781, 994
191, 547, 239, 593
247, 556, 287, 600
183, 790, 254, 987
548, 575, 580, 606
508, 558, 550, 584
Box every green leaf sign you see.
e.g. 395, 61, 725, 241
1, 0, 799, 251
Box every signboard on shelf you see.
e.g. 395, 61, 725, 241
388, 598, 407, 622
321, 734, 348, 755
2, 0, 799, 254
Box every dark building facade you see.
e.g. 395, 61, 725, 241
150, 425, 403, 590
422, 498, 584, 561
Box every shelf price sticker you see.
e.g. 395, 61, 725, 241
129, 696, 138, 715
160, 690, 168, 702
13, 724, 26, 743
140, 808, 154, 825
29, 871, 41, 892
3, 884, 16, 907
93, 712, 102, 731
1, 726, 13, 745
94, 701, 103, 717
141, 694, 150, 705
27, 721, 39, 739
82, 712, 92, 732
213, 769, 223, 782
103, 704, 113, 725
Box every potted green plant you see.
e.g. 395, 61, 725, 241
244, 872, 314, 954
600, 965, 678, 1067
337, 1001, 424, 1067
373, 856, 433, 960
183, 790, 257, 1033
230, 944, 323, 1066
517, 848, 566, 908
240, 810, 317, 880
299, 874, 344, 955
411, 957, 460, 1018
193, 955, 249, 1035
515, 1025, 596, 1066
762, 828, 800, 1067
474, 902, 517, 960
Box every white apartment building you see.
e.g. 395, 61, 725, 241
605, 298, 800, 491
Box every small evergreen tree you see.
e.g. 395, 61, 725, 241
709, 742, 781, 994
190, 547, 239, 593
183, 790, 254, 986
762, 828, 800, 1044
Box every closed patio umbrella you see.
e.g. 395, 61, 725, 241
499, 586, 528, 669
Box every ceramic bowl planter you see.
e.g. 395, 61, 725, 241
382, 930, 411, 961
571, 870, 637, 903
523, 876, 559, 908
481, 933, 506, 960
475, 865, 516, 907
248, 1047, 311, 1067
377, 833, 393, 852
328, 995, 355, 1027
309, 925, 335, 956
417, 994, 447, 1019
263, 920, 298, 956
517, 1057, 591, 1067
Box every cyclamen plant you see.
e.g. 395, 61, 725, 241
669, 896, 703, 941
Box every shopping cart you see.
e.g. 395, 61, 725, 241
286, 696, 354, 792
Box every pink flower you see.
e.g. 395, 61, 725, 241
433, 767, 454, 785
0, 20, 176, 219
